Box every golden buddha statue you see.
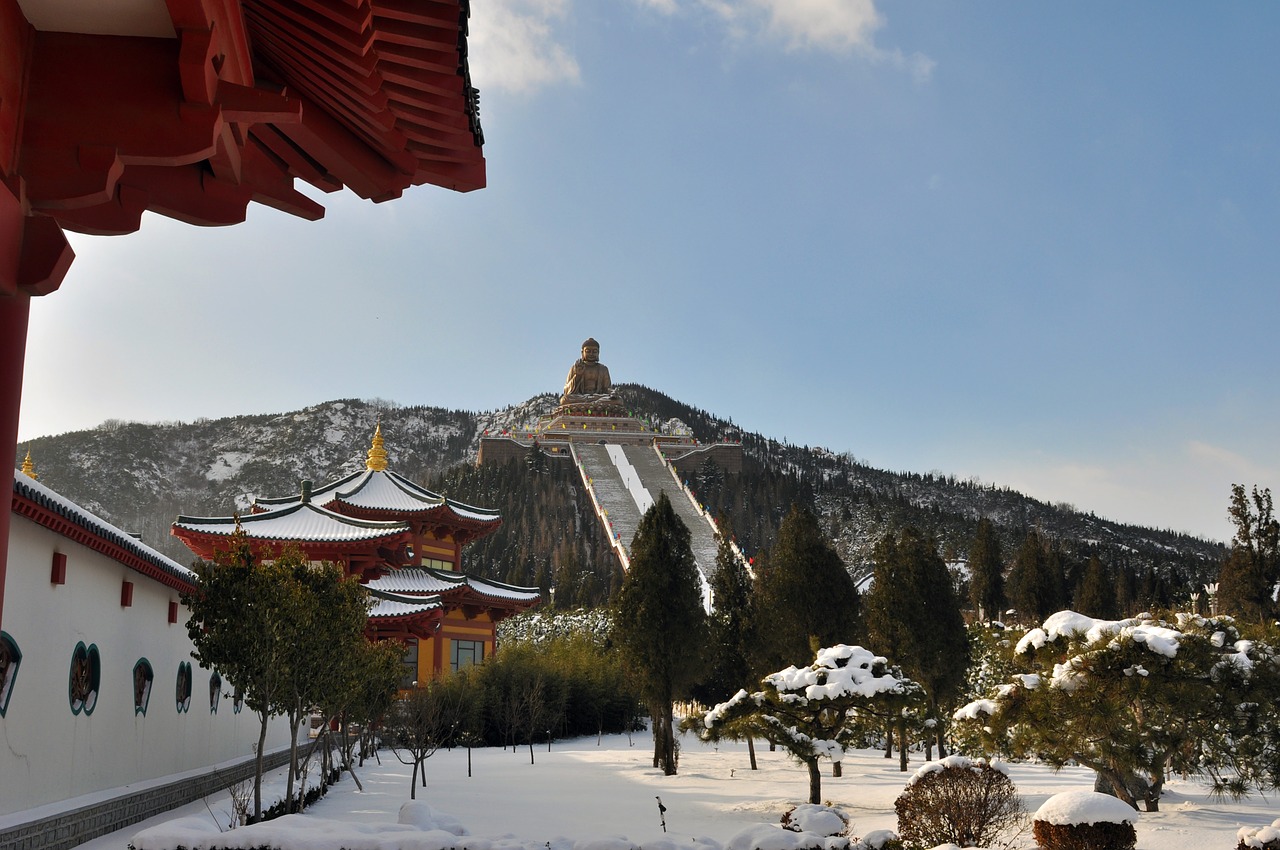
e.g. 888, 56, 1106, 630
558, 338, 624, 414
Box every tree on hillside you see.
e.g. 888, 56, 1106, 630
1006, 530, 1066, 624
753, 504, 861, 674
955, 610, 1280, 811
865, 526, 970, 759
967, 518, 1005, 621
1073, 555, 1117, 619
611, 492, 707, 775
1218, 484, 1280, 624
698, 644, 923, 803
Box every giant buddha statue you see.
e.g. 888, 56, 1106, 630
558, 337, 624, 414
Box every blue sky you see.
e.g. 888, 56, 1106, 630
17, 1, 1279, 543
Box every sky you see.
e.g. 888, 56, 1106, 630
16, 1, 1280, 544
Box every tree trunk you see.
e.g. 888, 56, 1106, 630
806, 758, 822, 804
832, 760, 842, 777
884, 721, 893, 759
936, 724, 948, 758
661, 702, 677, 775
410, 759, 419, 800
254, 714, 269, 821
896, 716, 908, 772
746, 735, 758, 771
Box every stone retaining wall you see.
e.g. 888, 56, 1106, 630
0, 744, 309, 850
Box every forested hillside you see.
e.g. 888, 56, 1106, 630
16, 386, 1225, 609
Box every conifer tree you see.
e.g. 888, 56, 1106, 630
611, 492, 707, 775
865, 526, 969, 757
1218, 484, 1280, 624
1073, 555, 1116, 619
1007, 530, 1065, 624
753, 504, 861, 675
967, 518, 1005, 621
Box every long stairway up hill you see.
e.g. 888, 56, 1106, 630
574, 444, 645, 562
622, 445, 723, 583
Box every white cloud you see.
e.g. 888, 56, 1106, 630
468, 0, 581, 94
698, 0, 933, 78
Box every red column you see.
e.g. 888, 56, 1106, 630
0, 292, 30, 632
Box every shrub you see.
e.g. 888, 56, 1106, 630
1238, 817, 1280, 850
1031, 791, 1138, 850
894, 756, 1021, 849
780, 804, 848, 836
1031, 820, 1136, 850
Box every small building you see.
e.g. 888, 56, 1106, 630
171, 425, 540, 683
1, 461, 292, 838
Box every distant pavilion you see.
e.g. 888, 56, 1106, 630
172, 425, 538, 683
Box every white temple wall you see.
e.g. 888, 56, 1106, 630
0, 512, 291, 818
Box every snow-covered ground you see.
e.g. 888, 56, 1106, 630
76, 732, 1276, 850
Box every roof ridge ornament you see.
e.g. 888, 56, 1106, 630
21, 450, 37, 480
367, 420, 389, 472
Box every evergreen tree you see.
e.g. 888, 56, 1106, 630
1007, 530, 1065, 624
753, 504, 861, 674
967, 518, 1005, 621
611, 492, 707, 775
1073, 555, 1117, 619
865, 527, 970, 756
697, 533, 755, 706
1218, 484, 1280, 624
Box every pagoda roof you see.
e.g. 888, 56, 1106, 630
366, 567, 541, 606
255, 467, 501, 527
367, 589, 443, 619
174, 501, 410, 544
13, 470, 196, 592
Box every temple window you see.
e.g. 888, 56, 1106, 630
176, 661, 192, 713
133, 659, 154, 715
450, 639, 483, 672
401, 640, 419, 688
69, 642, 101, 715
423, 558, 453, 572
0, 632, 21, 716
209, 671, 222, 714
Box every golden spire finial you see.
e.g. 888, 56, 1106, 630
366, 420, 389, 471
21, 450, 37, 480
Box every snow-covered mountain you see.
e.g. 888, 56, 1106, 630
16, 385, 1225, 590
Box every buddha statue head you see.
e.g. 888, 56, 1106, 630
581, 338, 600, 363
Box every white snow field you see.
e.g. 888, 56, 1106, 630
79, 732, 1277, 850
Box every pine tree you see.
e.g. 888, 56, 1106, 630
611, 492, 707, 775
865, 527, 970, 757
1073, 555, 1116, 619
967, 518, 1005, 621
753, 504, 861, 674
699, 532, 754, 705
1218, 484, 1280, 624
1007, 530, 1065, 624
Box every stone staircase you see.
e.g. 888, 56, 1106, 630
622, 445, 723, 586
573, 443, 645, 560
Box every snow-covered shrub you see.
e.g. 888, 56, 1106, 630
848, 830, 902, 850
1031, 791, 1136, 850
1238, 818, 1280, 850
780, 804, 849, 836
893, 756, 1021, 849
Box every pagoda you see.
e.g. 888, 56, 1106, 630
172, 425, 539, 681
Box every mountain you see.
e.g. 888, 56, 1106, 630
16, 386, 1225, 609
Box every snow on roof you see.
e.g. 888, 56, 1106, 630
174, 502, 409, 543
366, 568, 540, 603
1033, 791, 1138, 826
13, 468, 195, 585
332, 470, 446, 513
367, 590, 443, 619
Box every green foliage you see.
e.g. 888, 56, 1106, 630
612, 492, 708, 774
698, 644, 923, 804
694, 533, 755, 706
865, 527, 969, 749
1006, 531, 1067, 624
956, 611, 1280, 811
753, 505, 861, 675
1073, 556, 1118, 619
182, 534, 375, 818
967, 518, 1005, 620
1219, 484, 1280, 624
